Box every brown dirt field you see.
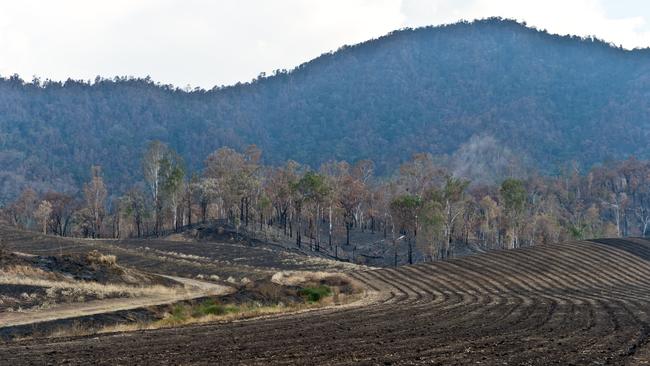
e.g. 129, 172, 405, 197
2, 237, 650, 365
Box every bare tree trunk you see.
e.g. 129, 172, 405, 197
315, 204, 320, 252
115, 213, 120, 239
289, 213, 293, 238
392, 221, 397, 267
616, 209, 621, 237
296, 214, 302, 248
283, 210, 288, 236
187, 192, 192, 227
328, 205, 333, 249
346, 222, 351, 246
408, 237, 413, 265
172, 204, 178, 232
245, 197, 249, 227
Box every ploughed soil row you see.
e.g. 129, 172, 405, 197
3, 238, 650, 365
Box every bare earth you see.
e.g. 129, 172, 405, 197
2, 238, 650, 365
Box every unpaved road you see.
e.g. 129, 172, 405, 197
0, 275, 231, 328
4, 238, 650, 365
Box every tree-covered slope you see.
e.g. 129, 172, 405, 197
1, 18, 649, 202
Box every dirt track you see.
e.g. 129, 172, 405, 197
3, 238, 650, 365
0, 275, 231, 328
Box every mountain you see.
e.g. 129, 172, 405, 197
1, 18, 650, 202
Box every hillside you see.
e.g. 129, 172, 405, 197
2, 18, 650, 201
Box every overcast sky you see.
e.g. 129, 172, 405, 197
1, 0, 648, 88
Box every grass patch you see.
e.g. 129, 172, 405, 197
170, 304, 187, 321
196, 299, 224, 316
85, 250, 117, 267
298, 285, 332, 302
160, 300, 241, 326
102, 301, 293, 333
192, 299, 238, 317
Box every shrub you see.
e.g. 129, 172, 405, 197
195, 299, 226, 316
298, 285, 332, 302
320, 276, 357, 294
256, 281, 284, 302
170, 304, 187, 321
192, 299, 240, 317
86, 250, 117, 266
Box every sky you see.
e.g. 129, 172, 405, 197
0, 0, 649, 88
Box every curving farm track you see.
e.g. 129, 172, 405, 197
3, 238, 650, 365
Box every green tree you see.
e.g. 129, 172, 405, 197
160, 152, 185, 231
121, 187, 146, 237
142, 140, 169, 234
390, 194, 423, 264
82, 166, 108, 238
500, 178, 527, 248
295, 171, 330, 251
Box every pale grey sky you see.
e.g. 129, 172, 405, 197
0, 0, 648, 88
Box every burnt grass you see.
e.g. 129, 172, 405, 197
1, 251, 174, 286
0, 284, 48, 312
0, 247, 176, 314
207, 221, 482, 267
0, 226, 356, 285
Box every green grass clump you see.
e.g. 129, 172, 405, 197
192, 299, 239, 317
200, 299, 225, 316
298, 285, 332, 302
169, 304, 188, 322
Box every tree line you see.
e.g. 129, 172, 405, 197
3, 142, 649, 263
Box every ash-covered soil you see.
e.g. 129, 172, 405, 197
3, 238, 650, 365
1, 251, 174, 285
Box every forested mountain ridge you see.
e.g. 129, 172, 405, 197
1, 18, 650, 202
